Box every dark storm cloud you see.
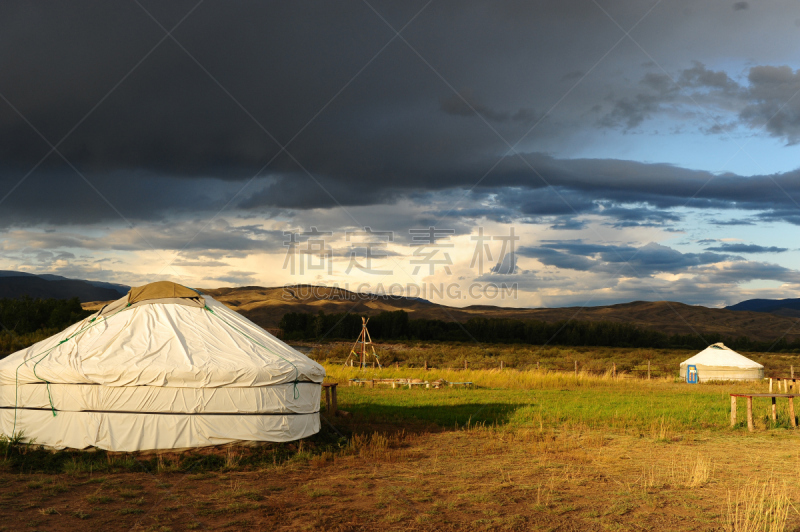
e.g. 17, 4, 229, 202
599, 73, 679, 129
519, 241, 732, 277
439, 92, 542, 124
0, 219, 286, 252
740, 66, 800, 144
703, 243, 788, 253
678, 62, 740, 93
756, 209, 800, 226
490, 252, 518, 274
600, 61, 800, 144
1, 0, 800, 232
710, 218, 756, 226
549, 217, 588, 230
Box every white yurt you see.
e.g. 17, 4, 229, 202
0, 281, 325, 452
679, 342, 763, 382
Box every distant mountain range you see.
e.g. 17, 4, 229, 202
6, 274, 799, 343
172, 285, 800, 343
726, 298, 800, 318
0, 271, 129, 302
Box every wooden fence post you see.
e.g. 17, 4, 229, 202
500, 360, 504, 370
789, 397, 797, 429
647, 360, 651, 380
769, 378, 773, 393
730, 396, 737, 427
772, 396, 777, 422
747, 396, 754, 432
537, 361, 540, 370
325, 386, 331, 413
424, 360, 428, 371
574, 360, 578, 376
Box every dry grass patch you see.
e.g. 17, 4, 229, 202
726, 478, 792, 532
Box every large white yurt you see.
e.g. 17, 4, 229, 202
679, 342, 763, 382
0, 281, 325, 452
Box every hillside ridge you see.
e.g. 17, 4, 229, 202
182, 285, 800, 343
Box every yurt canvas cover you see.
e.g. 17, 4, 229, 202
679, 342, 763, 382
0, 282, 325, 452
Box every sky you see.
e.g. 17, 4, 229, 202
2, 0, 800, 309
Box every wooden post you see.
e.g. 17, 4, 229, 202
747, 396, 754, 432
772, 396, 777, 422
424, 360, 428, 371
574, 360, 578, 376
464, 360, 468, 370
647, 360, 651, 380
325, 386, 331, 413
770, 378, 773, 393
789, 397, 797, 429
730, 396, 737, 427
500, 360, 504, 370
331, 384, 338, 416
370, 379, 375, 388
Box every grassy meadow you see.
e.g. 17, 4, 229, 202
305, 341, 800, 377
0, 345, 799, 530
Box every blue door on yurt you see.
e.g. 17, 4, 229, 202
686, 364, 698, 384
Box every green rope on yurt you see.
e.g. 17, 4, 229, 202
203, 305, 302, 399
12, 304, 131, 435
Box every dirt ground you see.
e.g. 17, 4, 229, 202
1, 426, 799, 532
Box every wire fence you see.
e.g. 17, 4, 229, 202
318, 356, 800, 382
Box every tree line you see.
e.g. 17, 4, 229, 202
0, 297, 92, 355
279, 309, 800, 352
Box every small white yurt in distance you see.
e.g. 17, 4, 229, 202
0, 281, 325, 452
679, 342, 763, 382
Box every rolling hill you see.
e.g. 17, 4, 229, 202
0, 275, 123, 302
178, 285, 800, 343
726, 298, 800, 318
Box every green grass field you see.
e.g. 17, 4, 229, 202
324, 364, 785, 433
0, 355, 798, 530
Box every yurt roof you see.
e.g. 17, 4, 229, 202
0, 281, 325, 388
680, 342, 763, 369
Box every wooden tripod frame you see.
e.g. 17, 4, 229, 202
344, 317, 381, 368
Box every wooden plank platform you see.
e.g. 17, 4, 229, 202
730, 393, 799, 432
731, 393, 800, 398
